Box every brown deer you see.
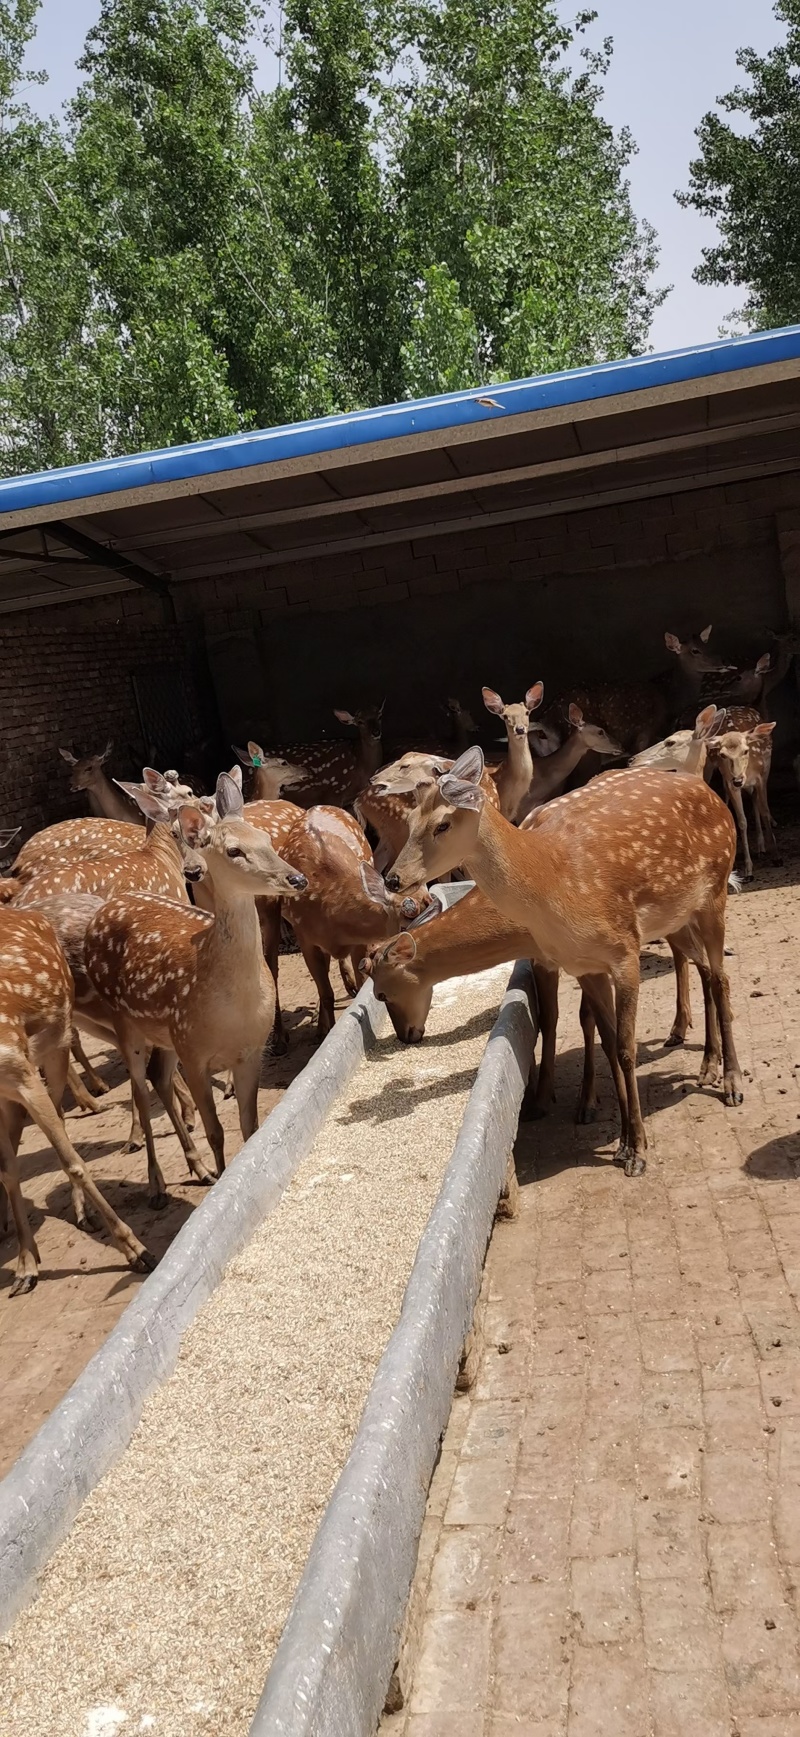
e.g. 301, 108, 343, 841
233, 741, 309, 801
12, 807, 188, 908
386, 746, 743, 1174
0, 908, 155, 1295
59, 742, 142, 823
282, 806, 423, 1037
357, 751, 500, 877
522, 706, 623, 814
532, 626, 734, 757
260, 703, 385, 809
82, 775, 308, 1188
629, 705, 727, 779
482, 683, 542, 821
705, 722, 778, 880
12, 816, 142, 884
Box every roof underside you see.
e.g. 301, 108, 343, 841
2, 330, 800, 615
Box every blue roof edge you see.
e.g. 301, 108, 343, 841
2, 325, 799, 519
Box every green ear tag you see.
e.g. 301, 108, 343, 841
251, 754, 263, 768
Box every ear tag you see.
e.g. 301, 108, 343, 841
251, 754, 263, 768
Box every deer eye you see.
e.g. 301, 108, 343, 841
434, 821, 451, 836
226, 845, 245, 858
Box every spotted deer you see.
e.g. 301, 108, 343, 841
82, 774, 308, 1190
357, 751, 501, 876
482, 684, 542, 821
522, 706, 623, 814
233, 741, 309, 801
532, 626, 734, 757
629, 705, 727, 778
12, 805, 189, 908
261, 703, 385, 809
282, 806, 424, 1037
0, 908, 155, 1295
58, 742, 142, 823
386, 746, 743, 1174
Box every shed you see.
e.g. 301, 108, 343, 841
2, 325, 800, 832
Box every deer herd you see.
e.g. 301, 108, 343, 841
0, 622, 795, 1295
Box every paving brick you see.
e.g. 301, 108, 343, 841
707, 1523, 787, 1611
702, 1450, 770, 1525
492, 1584, 571, 1720
569, 1478, 636, 1558
502, 1495, 572, 1582
409, 1608, 492, 1714
649, 1668, 732, 1736
570, 1555, 640, 1646
641, 1578, 722, 1674
566, 1642, 650, 1736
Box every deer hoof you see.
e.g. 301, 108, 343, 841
724, 1086, 744, 1107
664, 1029, 685, 1048
9, 1271, 38, 1297
132, 1247, 158, 1274
624, 1152, 646, 1177
521, 1089, 552, 1121
575, 1102, 598, 1125
77, 1202, 102, 1233
147, 1192, 169, 1212
123, 1136, 144, 1155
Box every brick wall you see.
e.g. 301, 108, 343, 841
0, 611, 211, 841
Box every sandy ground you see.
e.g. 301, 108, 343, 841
0, 963, 510, 1737
0, 953, 325, 1478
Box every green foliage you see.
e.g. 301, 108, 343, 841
0, 0, 663, 473
681, 0, 800, 331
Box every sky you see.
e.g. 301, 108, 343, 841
24, 0, 785, 355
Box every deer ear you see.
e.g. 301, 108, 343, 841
232, 744, 252, 767
699, 625, 712, 642
482, 686, 504, 715
525, 683, 544, 713
386, 931, 418, 961
334, 708, 356, 725
439, 775, 484, 811
406, 897, 443, 932
449, 745, 484, 785
59, 746, 78, 765
756, 653, 771, 673
101, 741, 114, 761
751, 721, 776, 737
216, 771, 243, 817
694, 705, 722, 738
568, 703, 584, 729
360, 861, 390, 908
0, 827, 20, 850
228, 764, 244, 790
664, 632, 681, 654
120, 782, 170, 823
142, 766, 169, 793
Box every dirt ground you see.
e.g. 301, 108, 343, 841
0, 952, 327, 1479
385, 824, 800, 1737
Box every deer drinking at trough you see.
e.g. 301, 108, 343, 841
385, 744, 743, 1174
82, 774, 308, 1192
0, 908, 155, 1296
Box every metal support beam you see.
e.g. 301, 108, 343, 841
47, 519, 171, 599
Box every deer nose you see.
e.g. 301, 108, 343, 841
733, 776, 744, 788
184, 864, 204, 883
515, 727, 526, 735
287, 871, 308, 891
386, 873, 401, 892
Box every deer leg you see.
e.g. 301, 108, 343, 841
727, 782, 753, 880
259, 899, 287, 1055
577, 972, 629, 1144
71, 1030, 110, 1098
179, 1062, 226, 1177
756, 782, 781, 864
0, 1116, 40, 1295
117, 1033, 169, 1208
695, 961, 722, 1088
6, 1053, 154, 1276
339, 956, 358, 998
173, 1067, 196, 1133
231, 1049, 263, 1144
575, 993, 598, 1123
146, 1050, 214, 1187
524, 963, 559, 1118
66, 1059, 105, 1116
301, 942, 336, 1039
665, 942, 693, 1046
695, 907, 744, 1107
41, 1046, 100, 1231
610, 958, 646, 1175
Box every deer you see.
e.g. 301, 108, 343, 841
357, 751, 501, 882
281, 805, 424, 1037
11, 803, 189, 908
443, 698, 480, 756
705, 722, 778, 881
59, 742, 142, 823
82, 774, 308, 1190
385, 744, 743, 1175
259, 703, 385, 809
531, 626, 734, 758
629, 705, 728, 779
0, 907, 155, 1295
233, 741, 310, 802
522, 706, 623, 814
482, 684, 542, 821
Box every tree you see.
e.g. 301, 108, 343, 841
681, 0, 800, 331
391, 2, 662, 389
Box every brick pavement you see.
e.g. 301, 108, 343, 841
384, 851, 800, 1737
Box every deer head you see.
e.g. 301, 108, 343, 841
59, 741, 114, 792
233, 741, 308, 792
360, 901, 442, 1040
629, 705, 725, 774
710, 722, 776, 788
333, 702, 385, 742
178, 773, 308, 898
664, 626, 735, 676
563, 705, 623, 757
385, 747, 486, 891
482, 683, 543, 739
